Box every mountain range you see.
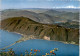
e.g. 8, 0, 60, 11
1, 9, 79, 23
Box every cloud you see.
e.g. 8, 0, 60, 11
64, 5, 80, 8
52, 6, 80, 9
66, 6, 76, 8
78, 7, 80, 8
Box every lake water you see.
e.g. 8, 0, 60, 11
0, 30, 22, 48
0, 30, 79, 56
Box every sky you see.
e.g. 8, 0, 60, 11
1, 0, 80, 9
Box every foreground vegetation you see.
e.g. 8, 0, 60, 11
0, 48, 58, 56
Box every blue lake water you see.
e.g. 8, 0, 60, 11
0, 30, 79, 56
0, 30, 22, 48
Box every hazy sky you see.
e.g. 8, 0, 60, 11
1, 0, 80, 9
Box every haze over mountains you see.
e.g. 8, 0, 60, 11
1, 8, 79, 28
21, 8, 79, 13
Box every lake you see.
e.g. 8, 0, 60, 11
0, 30, 79, 56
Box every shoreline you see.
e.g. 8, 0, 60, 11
0, 29, 79, 45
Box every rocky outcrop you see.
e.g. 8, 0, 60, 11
1, 17, 79, 44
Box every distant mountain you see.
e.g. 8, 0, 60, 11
1, 9, 79, 24
1, 9, 55, 24
1, 17, 79, 44
22, 8, 79, 13
22, 8, 48, 13
1, 9, 40, 22
54, 8, 79, 13
43, 9, 79, 22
